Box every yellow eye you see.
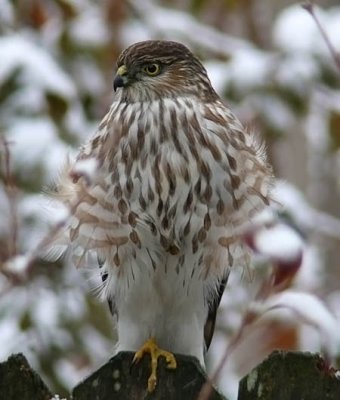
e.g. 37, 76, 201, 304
143, 63, 161, 76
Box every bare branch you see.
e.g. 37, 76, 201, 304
302, 2, 340, 71
0, 137, 18, 258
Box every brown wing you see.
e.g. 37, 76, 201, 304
204, 273, 229, 350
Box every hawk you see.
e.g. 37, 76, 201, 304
54, 40, 272, 391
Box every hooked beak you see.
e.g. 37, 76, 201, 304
113, 65, 128, 91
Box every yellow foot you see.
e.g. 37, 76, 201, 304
132, 337, 177, 392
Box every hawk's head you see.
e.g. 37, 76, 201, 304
113, 40, 218, 102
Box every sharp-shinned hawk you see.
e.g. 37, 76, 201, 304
54, 40, 273, 391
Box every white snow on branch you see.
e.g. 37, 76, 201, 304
275, 54, 320, 94
253, 291, 340, 357
126, 0, 252, 54
0, 318, 21, 359
0, 0, 14, 27
0, 35, 75, 98
326, 7, 340, 54
7, 117, 70, 179
253, 224, 303, 263
70, 5, 110, 46
274, 4, 340, 62
274, 181, 340, 240
273, 5, 321, 53
3, 254, 31, 276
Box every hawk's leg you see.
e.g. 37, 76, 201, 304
132, 337, 177, 392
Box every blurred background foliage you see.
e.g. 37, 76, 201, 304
0, 0, 340, 398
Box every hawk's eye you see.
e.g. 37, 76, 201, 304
143, 63, 161, 76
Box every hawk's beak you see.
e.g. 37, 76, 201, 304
113, 65, 128, 91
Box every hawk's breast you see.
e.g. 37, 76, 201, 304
65, 96, 271, 292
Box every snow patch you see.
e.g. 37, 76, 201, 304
3, 255, 31, 275
257, 291, 340, 357
273, 5, 320, 52
0, 0, 14, 27
253, 224, 303, 263
7, 117, 69, 179
70, 6, 110, 47
0, 34, 75, 98
228, 48, 274, 92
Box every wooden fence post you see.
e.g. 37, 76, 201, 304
1, 351, 340, 399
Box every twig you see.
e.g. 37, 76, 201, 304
197, 310, 259, 400
0, 138, 18, 258
0, 145, 96, 289
302, 2, 340, 71
198, 254, 300, 400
